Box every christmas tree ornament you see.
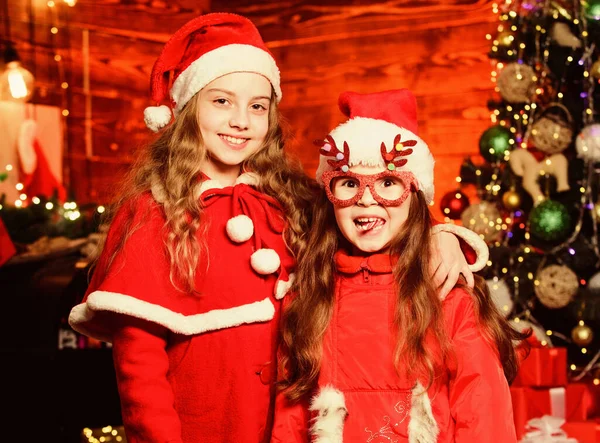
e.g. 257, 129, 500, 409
591, 60, 600, 79
529, 103, 574, 154
497, 62, 536, 103
575, 123, 600, 162
486, 279, 514, 318
502, 189, 522, 210
571, 323, 594, 346
461, 201, 502, 243
497, 30, 515, 47
509, 149, 569, 203
550, 22, 582, 48
588, 271, 600, 292
528, 199, 571, 241
440, 190, 470, 220
584, 0, 600, 20
479, 125, 513, 162
535, 264, 579, 309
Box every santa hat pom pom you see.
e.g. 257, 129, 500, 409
251, 248, 281, 275
226, 215, 254, 243
144, 105, 172, 132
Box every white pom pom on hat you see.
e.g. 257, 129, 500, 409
226, 215, 254, 243
144, 105, 173, 133
143, 13, 281, 131
251, 248, 281, 275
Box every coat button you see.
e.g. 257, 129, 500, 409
255, 361, 274, 385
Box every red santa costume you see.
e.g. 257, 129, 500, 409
69, 17, 489, 443
270, 90, 514, 443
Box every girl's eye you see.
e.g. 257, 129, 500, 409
383, 179, 395, 187
251, 103, 268, 111
214, 98, 229, 105
342, 179, 359, 188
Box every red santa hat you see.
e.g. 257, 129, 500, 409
143, 13, 282, 132
315, 89, 435, 203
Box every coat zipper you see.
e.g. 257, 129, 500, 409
360, 261, 370, 283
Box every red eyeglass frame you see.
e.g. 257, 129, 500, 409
321, 169, 419, 207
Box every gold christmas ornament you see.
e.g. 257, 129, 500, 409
591, 60, 600, 79
497, 63, 536, 104
530, 103, 574, 154
571, 324, 594, 346
502, 189, 522, 210
460, 201, 502, 243
497, 30, 516, 47
535, 264, 579, 309
594, 204, 600, 223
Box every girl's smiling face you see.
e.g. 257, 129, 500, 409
332, 165, 412, 255
197, 72, 272, 182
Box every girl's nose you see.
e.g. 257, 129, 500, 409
357, 186, 378, 206
229, 107, 249, 130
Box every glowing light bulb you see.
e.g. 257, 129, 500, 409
0, 61, 35, 102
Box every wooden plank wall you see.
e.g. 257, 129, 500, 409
4, 0, 497, 219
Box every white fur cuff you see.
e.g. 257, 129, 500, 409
310, 386, 347, 443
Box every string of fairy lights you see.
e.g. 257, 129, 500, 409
443, 0, 600, 383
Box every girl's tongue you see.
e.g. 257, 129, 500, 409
355, 217, 385, 232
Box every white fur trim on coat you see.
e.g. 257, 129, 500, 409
309, 385, 347, 443
431, 224, 489, 272
408, 382, 439, 443
316, 117, 435, 204
250, 248, 281, 275
68, 291, 275, 342
171, 44, 281, 114
275, 273, 295, 299
143, 105, 172, 132
226, 214, 254, 243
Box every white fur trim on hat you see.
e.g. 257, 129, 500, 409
408, 382, 439, 443
250, 248, 281, 275
309, 385, 347, 443
144, 105, 172, 132
275, 273, 295, 299
171, 44, 281, 114
431, 224, 489, 272
68, 291, 275, 342
226, 214, 254, 243
316, 117, 435, 204
18, 119, 38, 174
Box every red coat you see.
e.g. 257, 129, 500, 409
69, 173, 295, 443
271, 250, 516, 443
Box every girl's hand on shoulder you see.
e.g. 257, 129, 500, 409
430, 231, 475, 299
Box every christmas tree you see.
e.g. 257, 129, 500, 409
441, 0, 600, 382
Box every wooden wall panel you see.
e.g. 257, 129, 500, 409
3, 0, 497, 220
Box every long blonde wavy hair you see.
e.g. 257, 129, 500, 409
99, 88, 318, 292
279, 189, 529, 402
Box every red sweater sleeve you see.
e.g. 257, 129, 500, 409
445, 289, 517, 442
112, 316, 183, 443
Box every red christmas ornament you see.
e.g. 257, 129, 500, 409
440, 190, 470, 220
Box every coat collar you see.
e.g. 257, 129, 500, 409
334, 249, 396, 275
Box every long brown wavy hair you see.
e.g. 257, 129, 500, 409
279, 189, 529, 402
98, 88, 318, 292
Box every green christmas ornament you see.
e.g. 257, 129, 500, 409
479, 125, 512, 162
585, 0, 600, 19
0, 172, 7, 182
529, 200, 571, 242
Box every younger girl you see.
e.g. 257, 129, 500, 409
272, 89, 524, 442
68, 14, 488, 443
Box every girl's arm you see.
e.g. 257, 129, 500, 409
112, 316, 183, 443
270, 390, 310, 442
445, 289, 517, 443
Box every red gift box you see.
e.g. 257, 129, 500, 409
511, 384, 594, 439
513, 346, 568, 387
562, 420, 600, 443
